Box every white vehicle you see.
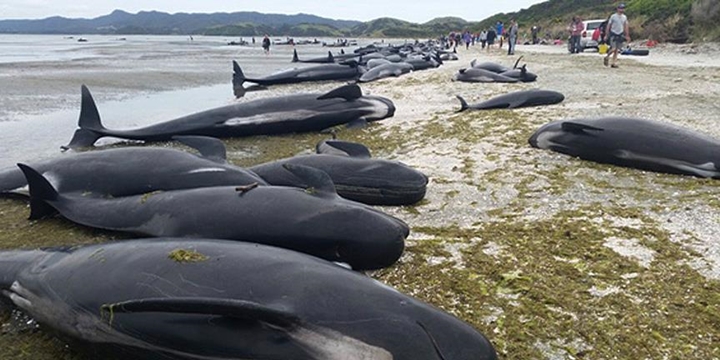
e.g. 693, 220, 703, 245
580, 19, 605, 50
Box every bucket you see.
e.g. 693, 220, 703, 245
598, 43, 609, 54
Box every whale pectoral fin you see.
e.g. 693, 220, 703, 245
346, 118, 368, 129
317, 84, 363, 101
561, 122, 604, 134
322, 140, 372, 158
282, 164, 337, 198
102, 297, 393, 359
17, 164, 60, 220
172, 136, 227, 164
101, 297, 300, 330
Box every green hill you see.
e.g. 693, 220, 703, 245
2, 3, 718, 42
350, 17, 428, 38
473, 0, 716, 43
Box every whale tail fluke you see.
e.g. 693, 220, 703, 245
63, 129, 103, 150
292, 49, 299, 63
16, 163, 60, 220
455, 95, 469, 112
62, 85, 106, 150
232, 60, 245, 86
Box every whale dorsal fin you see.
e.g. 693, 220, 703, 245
17, 163, 60, 220
282, 164, 337, 198
101, 297, 299, 329
317, 84, 362, 101
319, 140, 372, 158
172, 136, 227, 164
561, 122, 604, 133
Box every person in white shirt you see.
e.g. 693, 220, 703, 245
604, 3, 630, 68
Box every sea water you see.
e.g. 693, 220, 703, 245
0, 34, 400, 168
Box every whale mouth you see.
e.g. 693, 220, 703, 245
376, 97, 396, 118
3, 281, 33, 310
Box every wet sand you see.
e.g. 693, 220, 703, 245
1, 38, 719, 359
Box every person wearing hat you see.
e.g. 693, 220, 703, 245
604, 3, 630, 68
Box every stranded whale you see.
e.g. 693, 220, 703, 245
0, 238, 498, 359
0, 136, 265, 196
529, 117, 720, 178
456, 90, 565, 111
18, 163, 409, 270
65, 84, 395, 149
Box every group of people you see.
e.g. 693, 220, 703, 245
568, 3, 630, 68
444, 19, 519, 55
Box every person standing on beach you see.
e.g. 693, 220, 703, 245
479, 30, 488, 49
262, 35, 271, 55
496, 21, 504, 48
507, 19, 518, 55
569, 16, 583, 54
486, 28, 496, 52
604, 3, 630, 68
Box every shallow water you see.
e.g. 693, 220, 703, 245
0, 34, 397, 169
0, 83, 235, 169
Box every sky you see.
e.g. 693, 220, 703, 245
0, 0, 547, 23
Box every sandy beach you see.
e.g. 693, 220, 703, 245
0, 37, 719, 359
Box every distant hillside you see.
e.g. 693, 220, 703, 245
474, 0, 718, 43
0, 10, 361, 36
1, 3, 718, 42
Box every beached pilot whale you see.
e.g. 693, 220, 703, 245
358, 62, 414, 83
470, 56, 523, 73
0, 238, 498, 359
250, 140, 428, 206
454, 67, 519, 83
18, 163, 409, 270
233, 60, 360, 87
0, 136, 266, 196
466, 57, 537, 82
64, 84, 395, 149
529, 117, 720, 178
456, 89, 565, 111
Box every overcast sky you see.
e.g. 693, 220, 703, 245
0, 0, 547, 23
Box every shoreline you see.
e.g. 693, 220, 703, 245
1, 39, 719, 359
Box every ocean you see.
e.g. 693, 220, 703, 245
0, 34, 396, 169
